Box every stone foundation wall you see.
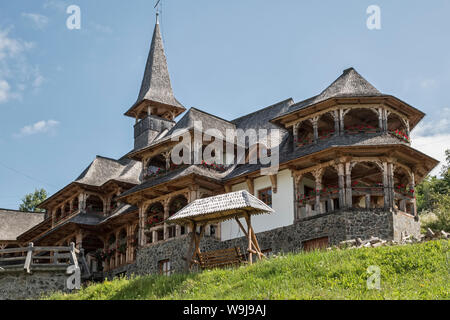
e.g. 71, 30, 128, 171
0, 268, 68, 300
130, 209, 399, 276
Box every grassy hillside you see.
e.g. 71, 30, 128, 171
46, 240, 449, 300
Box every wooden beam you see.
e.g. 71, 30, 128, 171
246, 178, 254, 195
269, 174, 277, 193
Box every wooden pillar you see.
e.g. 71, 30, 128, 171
293, 122, 300, 150
313, 169, 323, 214
246, 178, 254, 195
79, 193, 86, 212
163, 200, 169, 240
365, 194, 371, 209
75, 229, 83, 250
378, 107, 383, 132
245, 214, 253, 265
337, 163, 345, 209
138, 205, 145, 246
345, 162, 352, 208
388, 162, 395, 209
382, 161, 390, 209
339, 109, 345, 136
383, 109, 389, 133
292, 171, 302, 220
311, 117, 319, 143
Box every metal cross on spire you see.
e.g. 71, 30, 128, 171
154, 0, 162, 23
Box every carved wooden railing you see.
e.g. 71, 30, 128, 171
0, 242, 89, 276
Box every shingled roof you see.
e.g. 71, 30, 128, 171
75, 156, 142, 187
279, 68, 383, 116
125, 18, 185, 118
166, 190, 274, 225
127, 107, 239, 156
0, 209, 45, 241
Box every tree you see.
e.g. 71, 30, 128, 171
19, 188, 47, 212
417, 149, 450, 232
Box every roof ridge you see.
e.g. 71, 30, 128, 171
232, 98, 294, 123
189, 107, 235, 125
0, 208, 44, 214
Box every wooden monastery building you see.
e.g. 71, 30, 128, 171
1, 17, 438, 277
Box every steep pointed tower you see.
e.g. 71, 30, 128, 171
125, 14, 186, 150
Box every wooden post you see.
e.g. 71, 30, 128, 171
24, 242, 34, 274
245, 214, 253, 265
69, 242, 79, 268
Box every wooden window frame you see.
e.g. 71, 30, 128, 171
258, 187, 272, 207
158, 259, 171, 276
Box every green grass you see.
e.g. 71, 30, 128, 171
46, 240, 449, 300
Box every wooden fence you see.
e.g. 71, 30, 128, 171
0, 242, 89, 276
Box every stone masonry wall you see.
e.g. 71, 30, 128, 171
130, 209, 398, 276
0, 268, 68, 300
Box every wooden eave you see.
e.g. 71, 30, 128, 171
118, 173, 224, 205
38, 180, 138, 210
271, 96, 425, 130
124, 99, 185, 120
225, 144, 438, 186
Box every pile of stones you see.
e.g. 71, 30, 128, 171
335, 228, 449, 250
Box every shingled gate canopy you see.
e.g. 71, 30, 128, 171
167, 190, 274, 269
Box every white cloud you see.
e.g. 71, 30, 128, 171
14, 120, 60, 138
420, 79, 437, 89
90, 23, 113, 34
0, 28, 44, 104
413, 108, 450, 137
412, 133, 450, 176
32, 72, 45, 89
0, 80, 11, 103
43, 0, 69, 12
0, 29, 33, 61
21, 13, 49, 30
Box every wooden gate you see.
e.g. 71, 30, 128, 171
303, 237, 329, 252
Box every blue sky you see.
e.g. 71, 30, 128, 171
0, 0, 449, 209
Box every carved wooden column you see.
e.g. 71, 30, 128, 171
163, 151, 171, 170
378, 107, 384, 132
383, 109, 389, 133
75, 229, 83, 250
388, 162, 395, 210
345, 162, 352, 208
312, 168, 323, 214
292, 171, 303, 220
339, 109, 344, 135
310, 117, 319, 143
331, 110, 339, 136
405, 120, 410, 140
163, 199, 169, 240
337, 162, 346, 209
138, 204, 145, 246
293, 122, 300, 151
382, 161, 390, 209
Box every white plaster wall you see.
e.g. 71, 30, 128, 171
220, 169, 294, 241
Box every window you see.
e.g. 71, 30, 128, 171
158, 259, 171, 276
168, 226, 176, 238
157, 229, 164, 241
258, 187, 272, 207
180, 226, 186, 235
